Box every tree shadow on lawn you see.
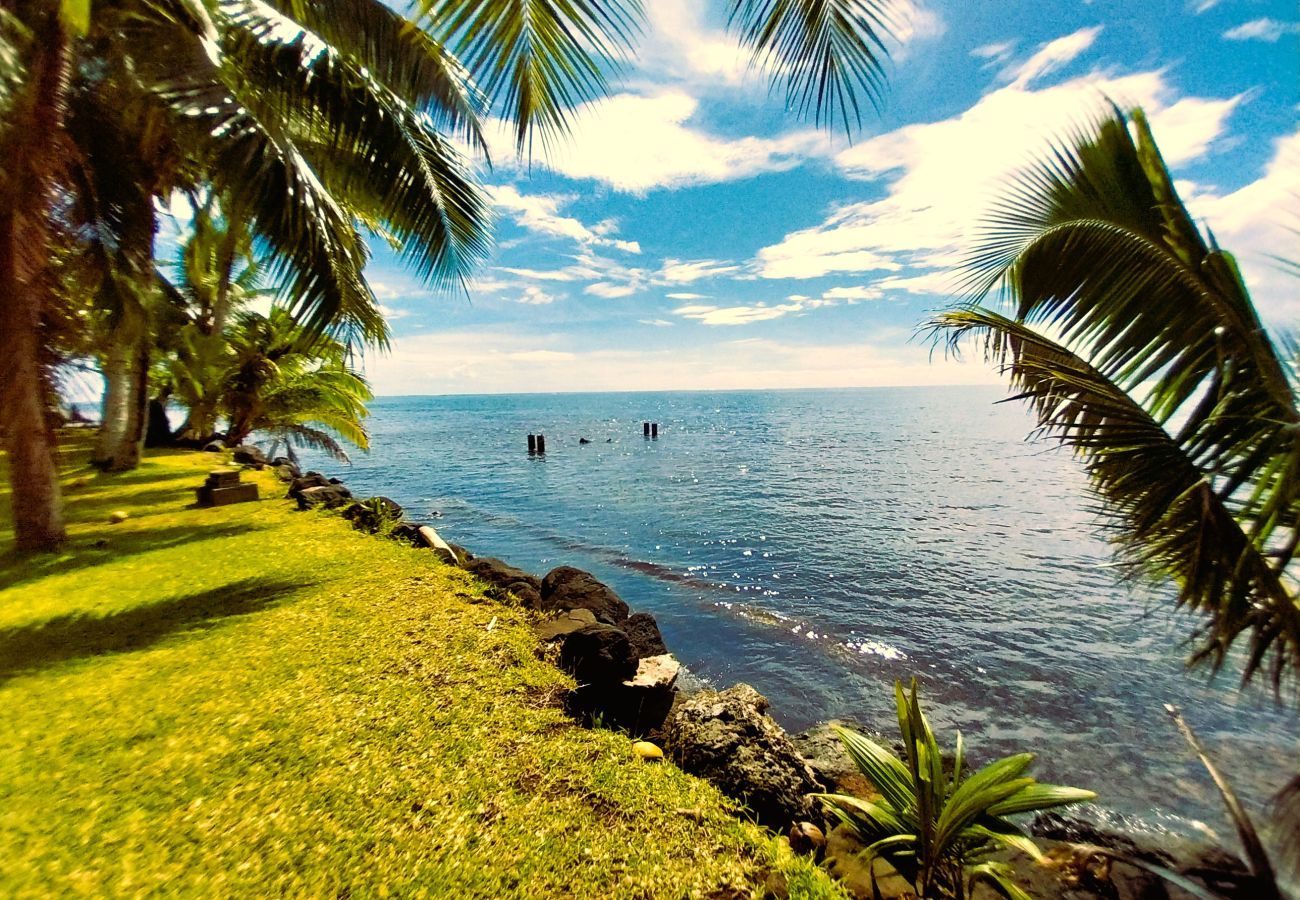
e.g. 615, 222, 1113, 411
0, 520, 275, 591
0, 576, 306, 685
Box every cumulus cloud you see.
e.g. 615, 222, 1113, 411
673, 285, 887, 326
1222, 18, 1300, 41
659, 259, 742, 283
491, 185, 640, 252
752, 64, 1242, 283
365, 330, 994, 395
487, 91, 827, 193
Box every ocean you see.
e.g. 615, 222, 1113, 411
294, 385, 1297, 838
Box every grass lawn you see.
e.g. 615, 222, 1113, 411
0, 433, 843, 898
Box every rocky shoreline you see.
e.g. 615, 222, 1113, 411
236, 446, 1253, 900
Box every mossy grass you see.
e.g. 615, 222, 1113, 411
0, 433, 843, 897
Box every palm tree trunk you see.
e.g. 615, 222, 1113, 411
0, 13, 70, 552
94, 332, 133, 468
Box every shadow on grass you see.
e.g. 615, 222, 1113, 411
0, 576, 305, 684
0, 520, 274, 592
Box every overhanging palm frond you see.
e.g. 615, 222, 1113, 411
221, 2, 493, 293
426, 0, 643, 154
932, 308, 1300, 691
728, 0, 896, 135
262, 0, 488, 150
964, 109, 1299, 554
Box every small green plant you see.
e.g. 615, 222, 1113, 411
819, 679, 1096, 900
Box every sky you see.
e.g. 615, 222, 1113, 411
270, 1, 1300, 395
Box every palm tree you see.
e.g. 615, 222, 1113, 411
219, 308, 372, 460
930, 107, 1300, 695
2, 0, 899, 549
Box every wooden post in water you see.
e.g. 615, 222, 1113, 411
528, 434, 537, 454
643, 421, 650, 437
651, 423, 659, 438
536, 434, 546, 454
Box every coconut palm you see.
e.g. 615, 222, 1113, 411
930, 107, 1300, 695
2, 0, 900, 549
219, 308, 371, 460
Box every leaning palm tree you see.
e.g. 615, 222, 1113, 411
1, 0, 901, 549
930, 107, 1300, 695
220, 308, 372, 461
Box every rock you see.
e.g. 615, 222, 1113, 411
823, 824, 917, 900
286, 473, 331, 500
448, 542, 474, 563
269, 457, 300, 477
792, 720, 881, 796
633, 740, 664, 761
232, 445, 268, 468
534, 608, 599, 643
625, 653, 680, 691
342, 497, 403, 533
415, 525, 459, 564
541, 566, 629, 624
558, 624, 638, 687
788, 822, 826, 857
506, 580, 542, 610
579, 437, 592, 444
388, 523, 424, 546
202, 441, 224, 453
660, 684, 821, 829
108, 510, 129, 524
272, 464, 298, 483
572, 653, 680, 736
623, 611, 668, 657
296, 484, 352, 510
464, 557, 542, 597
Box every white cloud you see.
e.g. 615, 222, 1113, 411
488, 91, 828, 193
1222, 18, 1300, 41
514, 285, 561, 305
1185, 128, 1300, 323
1190, 0, 1223, 13
585, 282, 639, 298
490, 185, 641, 252
659, 259, 742, 283
1002, 27, 1102, 88
666, 292, 708, 300
375, 304, 411, 321
753, 65, 1241, 283
365, 330, 996, 395
638, 319, 675, 327
672, 285, 887, 326
970, 40, 1017, 67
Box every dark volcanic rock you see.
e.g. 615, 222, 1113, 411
295, 484, 352, 510
558, 624, 638, 686
287, 473, 331, 500
202, 440, 224, 453
660, 683, 820, 829
270, 457, 301, 479
341, 497, 403, 533
623, 612, 667, 657
232, 445, 268, 468
448, 542, 474, 563
464, 557, 541, 596
534, 609, 599, 643
505, 580, 542, 610
541, 566, 629, 624
388, 523, 424, 546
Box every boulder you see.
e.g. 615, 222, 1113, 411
296, 484, 352, 510
270, 458, 301, 479
506, 581, 542, 610
660, 684, 821, 829
415, 525, 459, 565
202, 441, 224, 453
287, 473, 331, 500
448, 542, 474, 563
569, 652, 680, 736
541, 566, 629, 624
232, 445, 268, 468
623, 612, 667, 657
342, 497, 403, 533
272, 464, 298, 483
558, 624, 638, 687
388, 523, 424, 546
792, 720, 882, 796
465, 557, 541, 596
534, 608, 599, 643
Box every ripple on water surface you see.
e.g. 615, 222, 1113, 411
297, 386, 1298, 835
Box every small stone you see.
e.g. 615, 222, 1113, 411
633, 741, 664, 761
108, 510, 128, 524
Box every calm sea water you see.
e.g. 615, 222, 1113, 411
296, 386, 1297, 838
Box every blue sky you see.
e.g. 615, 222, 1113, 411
322, 2, 1300, 394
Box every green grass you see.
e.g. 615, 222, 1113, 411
0, 434, 844, 898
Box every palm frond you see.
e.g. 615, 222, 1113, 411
932, 308, 1300, 691
728, 0, 896, 135
426, 0, 643, 154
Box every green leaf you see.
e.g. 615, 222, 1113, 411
967, 861, 1033, 900
832, 724, 917, 816
985, 782, 1097, 817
